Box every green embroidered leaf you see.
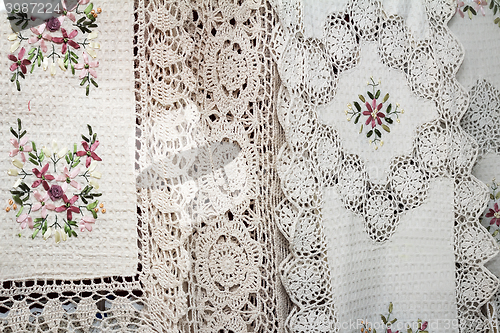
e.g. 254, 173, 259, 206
84, 3, 94, 14
389, 302, 393, 313
16, 205, 23, 217
354, 101, 361, 112
72, 230, 78, 237
13, 195, 22, 205
382, 124, 390, 132
354, 114, 361, 124
359, 125, 363, 134
496, 192, 500, 199
22, 21, 28, 29
90, 78, 98, 88
28, 152, 37, 160
463, 5, 469, 11
375, 90, 381, 99
92, 133, 97, 143
71, 64, 75, 75
19, 130, 26, 138
407, 327, 413, 333
30, 63, 35, 73
77, 16, 86, 24
367, 91, 374, 100
490, 0, 495, 9
383, 93, 389, 103
16, 80, 20, 91
65, 154, 71, 164
386, 103, 392, 114
88, 24, 98, 28
390, 318, 397, 325
33, 223, 41, 229
359, 94, 365, 103
74, 143, 77, 153
493, 229, 499, 237
367, 130, 373, 138
381, 315, 387, 325
487, 226, 492, 231
10, 127, 17, 137
82, 135, 89, 142
31, 141, 37, 152
91, 209, 98, 219
39, 150, 45, 162
29, 158, 38, 165
86, 84, 90, 96
18, 71, 25, 79
87, 200, 99, 210
491, 193, 495, 200
10, 73, 16, 82
32, 228, 39, 239
374, 128, 381, 137
495, 5, 498, 15
469, 7, 477, 15
495, 17, 500, 24
19, 182, 30, 192
385, 117, 393, 124
81, 77, 88, 86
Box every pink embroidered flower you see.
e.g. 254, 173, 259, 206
75, 52, 98, 79
32, 163, 55, 190
456, 0, 465, 18
28, 23, 52, 53
17, 214, 34, 229
46, 16, 62, 32
59, 0, 77, 22
79, 216, 95, 232
9, 136, 33, 162
32, 190, 56, 218
475, 0, 487, 15
486, 203, 500, 226
77, 140, 102, 167
56, 167, 81, 191
363, 99, 385, 128
8, 47, 31, 75
52, 28, 80, 54
55, 194, 80, 221
387, 329, 399, 333
47, 184, 64, 201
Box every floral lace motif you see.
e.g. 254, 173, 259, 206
7, 1, 101, 94
6, 119, 103, 242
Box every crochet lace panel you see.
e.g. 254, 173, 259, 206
272, 0, 498, 332
0, 0, 290, 332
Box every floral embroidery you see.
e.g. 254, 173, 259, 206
482, 179, 500, 244
358, 303, 430, 333
6, 2, 101, 95
6, 119, 104, 242
455, 0, 500, 28
345, 77, 404, 149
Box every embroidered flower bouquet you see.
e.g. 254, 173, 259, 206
6, 119, 104, 242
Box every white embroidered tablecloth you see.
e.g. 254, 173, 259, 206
0, 0, 138, 280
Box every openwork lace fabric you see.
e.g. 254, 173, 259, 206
0, 0, 499, 332
452, 3, 500, 330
